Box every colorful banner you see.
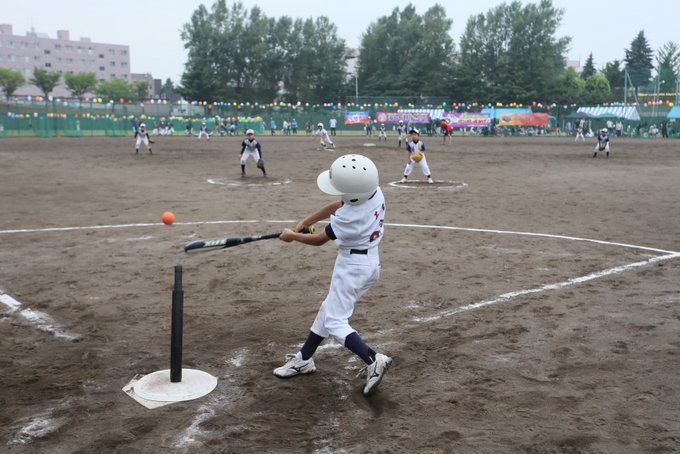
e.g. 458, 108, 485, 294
498, 113, 549, 126
375, 112, 432, 124
343, 111, 371, 125
443, 112, 490, 128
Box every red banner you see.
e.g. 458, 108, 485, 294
498, 113, 549, 126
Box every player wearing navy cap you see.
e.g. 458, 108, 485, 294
275, 154, 391, 396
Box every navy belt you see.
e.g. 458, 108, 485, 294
350, 249, 367, 255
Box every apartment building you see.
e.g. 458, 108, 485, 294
0, 24, 130, 97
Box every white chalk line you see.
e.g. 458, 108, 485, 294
0, 290, 81, 341
1, 220, 678, 345
412, 252, 680, 323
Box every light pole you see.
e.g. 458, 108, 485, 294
355, 71, 359, 102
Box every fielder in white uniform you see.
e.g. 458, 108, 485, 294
378, 123, 387, 141
593, 128, 610, 158
275, 154, 392, 396
197, 122, 211, 140
396, 120, 407, 148
240, 129, 267, 177
315, 122, 335, 149
134, 123, 153, 154
575, 126, 585, 142
400, 128, 433, 184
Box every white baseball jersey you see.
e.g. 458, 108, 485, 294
240, 138, 262, 164
316, 128, 333, 145
135, 129, 150, 147
403, 139, 431, 177
311, 188, 386, 341
595, 133, 609, 151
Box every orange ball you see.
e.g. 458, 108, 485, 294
162, 211, 175, 225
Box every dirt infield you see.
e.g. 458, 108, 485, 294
1, 134, 679, 453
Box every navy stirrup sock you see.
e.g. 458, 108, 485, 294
300, 332, 324, 360
344, 332, 376, 364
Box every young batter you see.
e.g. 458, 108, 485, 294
134, 123, 154, 154
399, 128, 434, 184
240, 129, 267, 177
275, 154, 392, 396
593, 128, 610, 158
315, 122, 335, 150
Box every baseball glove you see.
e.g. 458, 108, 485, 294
411, 151, 424, 163
257, 159, 265, 169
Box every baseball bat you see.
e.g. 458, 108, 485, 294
184, 225, 315, 254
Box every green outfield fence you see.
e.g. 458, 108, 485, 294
0, 98, 676, 138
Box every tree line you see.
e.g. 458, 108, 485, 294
1, 0, 677, 105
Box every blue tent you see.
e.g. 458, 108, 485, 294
480, 107, 532, 120
667, 106, 680, 119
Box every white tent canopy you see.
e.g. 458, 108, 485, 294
397, 108, 445, 120
576, 106, 640, 121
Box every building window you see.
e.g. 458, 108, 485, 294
88, 47, 93, 54
56, 57, 62, 63
77, 47, 83, 54
122, 74, 128, 79
121, 49, 127, 56
110, 73, 116, 79
66, 58, 73, 65
98, 53, 104, 58
44, 49, 51, 54
23, 55, 31, 63
99, 66, 105, 71
34, 56, 40, 62
109, 61, 116, 67
121, 62, 128, 68
45, 62, 51, 67
55, 44, 61, 51
8, 40, 15, 48
65, 45, 73, 52
20, 41, 28, 49
108, 49, 115, 55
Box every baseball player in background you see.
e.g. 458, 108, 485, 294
575, 125, 585, 142
197, 122, 211, 140
134, 123, 153, 154
315, 122, 335, 150
240, 129, 267, 177
396, 120, 407, 148
378, 123, 388, 141
593, 128, 610, 158
275, 154, 392, 396
399, 128, 434, 184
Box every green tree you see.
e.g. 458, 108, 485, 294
132, 80, 149, 101
357, 4, 454, 97
602, 59, 625, 89
160, 78, 176, 100
581, 53, 595, 79
0, 68, 25, 100
583, 74, 611, 104
64, 72, 97, 106
554, 68, 585, 104
655, 41, 680, 93
180, 0, 347, 103
95, 79, 133, 102
30, 68, 61, 100
624, 30, 654, 92
456, 0, 570, 103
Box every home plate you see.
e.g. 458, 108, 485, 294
363, 143, 376, 147
124, 369, 217, 408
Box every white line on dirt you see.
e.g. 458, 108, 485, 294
0, 289, 81, 341
412, 252, 680, 323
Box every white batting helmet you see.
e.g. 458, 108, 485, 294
246, 129, 254, 135
140, 123, 146, 128
601, 128, 607, 133
317, 122, 324, 128
317, 154, 379, 206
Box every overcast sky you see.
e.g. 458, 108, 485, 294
3, 0, 678, 82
